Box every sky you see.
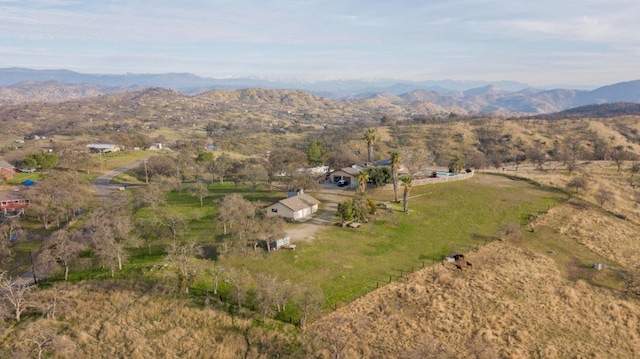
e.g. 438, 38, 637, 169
1, 0, 639, 88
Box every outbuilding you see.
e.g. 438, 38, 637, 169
87, 143, 120, 153
266, 194, 320, 221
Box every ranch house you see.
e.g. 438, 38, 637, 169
330, 167, 360, 188
266, 193, 320, 221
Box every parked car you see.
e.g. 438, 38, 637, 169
20, 168, 36, 173
337, 179, 348, 187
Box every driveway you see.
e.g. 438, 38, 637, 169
285, 183, 354, 242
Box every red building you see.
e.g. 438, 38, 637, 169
0, 160, 15, 181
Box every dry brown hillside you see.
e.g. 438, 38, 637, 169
307, 163, 640, 358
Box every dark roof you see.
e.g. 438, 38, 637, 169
0, 189, 24, 201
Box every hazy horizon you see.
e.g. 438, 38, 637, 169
2, 1, 639, 89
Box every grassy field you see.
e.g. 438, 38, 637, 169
185, 174, 566, 310
47, 171, 567, 322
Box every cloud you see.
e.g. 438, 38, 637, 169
0, 0, 639, 86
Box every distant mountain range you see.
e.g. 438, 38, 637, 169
1, 67, 639, 115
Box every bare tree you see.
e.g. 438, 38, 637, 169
274, 279, 293, 313
188, 180, 209, 206
497, 222, 522, 241
259, 217, 286, 252
85, 198, 136, 277
133, 181, 167, 210
560, 138, 581, 175
218, 194, 254, 235
566, 177, 589, 199
0, 215, 24, 243
254, 273, 279, 317
526, 140, 547, 170
0, 217, 23, 264
0, 272, 33, 321
593, 187, 614, 208
295, 284, 324, 331
286, 173, 320, 193
14, 320, 75, 359
611, 145, 629, 172
312, 317, 361, 358
211, 152, 232, 184
266, 147, 308, 190
328, 147, 360, 170
37, 229, 85, 281
227, 268, 252, 308
400, 147, 430, 178
166, 241, 203, 294
207, 263, 229, 295
155, 208, 190, 246
242, 159, 268, 198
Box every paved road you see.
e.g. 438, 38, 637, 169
91, 161, 143, 198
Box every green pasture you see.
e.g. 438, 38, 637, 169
192, 174, 566, 307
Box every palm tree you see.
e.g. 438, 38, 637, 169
357, 170, 370, 193
400, 176, 412, 212
390, 152, 402, 202
364, 128, 377, 163
448, 154, 465, 174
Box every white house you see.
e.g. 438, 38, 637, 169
266, 194, 320, 221
330, 167, 361, 188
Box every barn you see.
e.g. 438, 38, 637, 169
266, 194, 320, 221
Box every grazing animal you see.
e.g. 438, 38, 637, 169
466, 261, 473, 268
453, 254, 465, 261
455, 264, 463, 271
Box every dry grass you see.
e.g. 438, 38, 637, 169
0, 281, 303, 358
304, 160, 640, 358
308, 240, 640, 358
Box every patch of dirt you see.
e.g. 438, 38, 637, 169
285, 185, 353, 242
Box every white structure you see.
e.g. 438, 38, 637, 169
266, 194, 320, 221
268, 233, 292, 251
330, 167, 360, 188
87, 143, 120, 153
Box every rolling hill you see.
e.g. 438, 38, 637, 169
1, 68, 640, 115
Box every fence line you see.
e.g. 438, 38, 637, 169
381, 171, 474, 190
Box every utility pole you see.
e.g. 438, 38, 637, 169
29, 251, 37, 285
144, 159, 149, 183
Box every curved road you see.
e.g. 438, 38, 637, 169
91, 160, 143, 198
